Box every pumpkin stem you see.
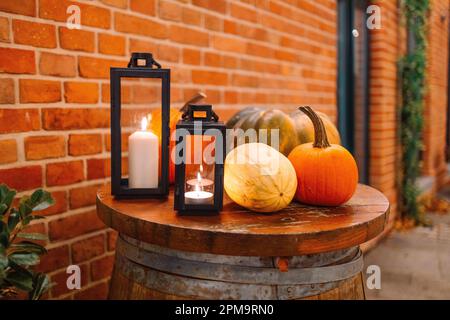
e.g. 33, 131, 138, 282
298, 106, 331, 148
180, 92, 207, 112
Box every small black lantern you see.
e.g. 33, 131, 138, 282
110, 53, 170, 198
174, 104, 226, 214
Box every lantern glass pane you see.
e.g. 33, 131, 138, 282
120, 77, 163, 189
183, 134, 216, 206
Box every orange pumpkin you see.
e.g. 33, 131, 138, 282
288, 106, 358, 206
149, 92, 206, 184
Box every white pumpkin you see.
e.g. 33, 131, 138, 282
224, 143, 297, 212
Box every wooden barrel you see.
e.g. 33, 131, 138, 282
109, 235, 365, 300
97, 184, 389, 300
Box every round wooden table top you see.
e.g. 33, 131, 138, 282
97, 183, 389, 256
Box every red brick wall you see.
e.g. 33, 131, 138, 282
0, 0, 337, 299
366, 0, 449, 242
367, 0, 402, 234
423, 0, 449, 187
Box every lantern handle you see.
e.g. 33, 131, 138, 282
181, 104, 219, 122
128, 52, 162, 69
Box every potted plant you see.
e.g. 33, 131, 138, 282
0, 184, 53, 300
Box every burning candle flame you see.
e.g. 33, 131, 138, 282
141, 117, 148, 131
195, 171, 203, 192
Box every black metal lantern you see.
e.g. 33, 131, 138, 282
110, 53, 170, 198
174, 104, 226, 214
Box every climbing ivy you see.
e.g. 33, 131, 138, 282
399, 0, 429, 222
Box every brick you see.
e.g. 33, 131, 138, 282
224, 91, 238, 104
74, 281, 109, 300
39, 0, 110, 29
42, 108, 109, 130
51, 264, 88, 297
99, 34, 125, 56
46, 160, 84, 186
230, 2, 257, 22
130, 0, 155, 16
24, 135, 65, 160
38, 191, 68, 216
40, 52, 76, 77
0, 108, 40, 133
193, 0, 227, 14
0, 0, 36, 16
0, 139, 17, 164
0, 78, 14, 104
64, 82, 99, 103
129, 38, 157, 54
132, 85, 158, 104
192, 70, 228, 86
13, 19, 56, 48
0, 166, 42, 191
87, 158, 110, 180
115, 12, 167, 39
0, 48, 35, 74
204, 52, 221, 67
91, 254, 114, 281
48, 209, 105, 241
105, 133, 130, 152
183, 48, 201, 65
159, 1, 181, 21
79, 56, 126, 79
69, 134, 102, 156
232, 74, 259, 87
172, 68, 191, 83
36, 245, 70, 273
204, 14, 223, 31
0, 17, 9, 42
212, 35, 247, 53
19, 79, 61, 104
182, 7, 202, 26
107, 231, 118, 251
101, 83, 131, 104
72, 234, 105, 263
87, 156, 127, 179
157, 44, 179, 63
169, 25, 209, 46
100, 0, 128, 8
69, 184, 100, 209
59, 27, 95, 53
204, 89, 221, 104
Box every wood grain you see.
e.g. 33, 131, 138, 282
97, 183, 389, 256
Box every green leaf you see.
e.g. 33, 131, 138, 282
17, 233, 48, 241
0, 222, 9, 248
5, 270, 34, 292
0, 184, 16, 215
0, 204, 8, 217
19, 199, 33, 219
10, 241, 47, 255
0, 252, 7, 270
21, 214, 46, 227
7, 210, 20, 232
29, 189, 54, 212
29, 273, 50, 300
9, 252, 40, 266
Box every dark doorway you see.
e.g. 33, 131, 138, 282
338, 0, 370, 183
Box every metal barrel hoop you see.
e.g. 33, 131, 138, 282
115, 235, 364, 299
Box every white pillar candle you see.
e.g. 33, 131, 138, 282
128, 117, 159, 189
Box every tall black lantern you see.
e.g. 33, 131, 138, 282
110, 53, 170, 198
174, 104, 226, 214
